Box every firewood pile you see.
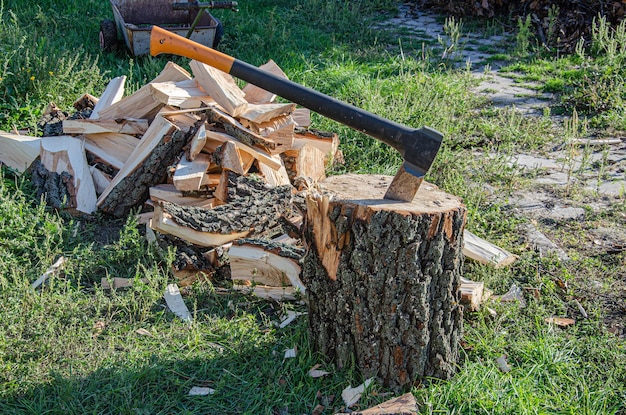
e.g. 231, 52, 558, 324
1, 59, 344, 299
0, 58, 510, 309
416, 0, 626, 50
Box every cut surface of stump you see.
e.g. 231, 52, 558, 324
301, 174, 466, 392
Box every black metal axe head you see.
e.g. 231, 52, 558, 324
392, 126, 443, 178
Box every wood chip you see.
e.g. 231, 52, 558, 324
545, 317, 576, 327
341, 378, 374, 408
164, 283, 192, 323
188, 386, 215, 396
496, 355, 511, 373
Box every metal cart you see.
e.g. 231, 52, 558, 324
100, 0, 237, 56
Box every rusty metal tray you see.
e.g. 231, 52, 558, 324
108, 0, 221, 56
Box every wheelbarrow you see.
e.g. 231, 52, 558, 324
100, 0, 238, 56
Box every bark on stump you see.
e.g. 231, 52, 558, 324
301, 174, 466, 392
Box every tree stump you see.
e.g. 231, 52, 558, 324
301, 174, 466, 392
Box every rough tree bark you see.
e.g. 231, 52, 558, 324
301, 174, 466, 392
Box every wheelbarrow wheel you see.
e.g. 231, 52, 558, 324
99, 19, 118, 52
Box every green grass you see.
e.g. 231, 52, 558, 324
1, 0, 626, 413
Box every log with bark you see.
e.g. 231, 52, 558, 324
301, 173, 466, 391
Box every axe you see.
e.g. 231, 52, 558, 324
150, 26, 443, 201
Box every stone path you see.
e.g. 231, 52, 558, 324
380, 3, 626, 258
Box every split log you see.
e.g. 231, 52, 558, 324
213, 140, 245, 175
173, 153, 212, 192
97, 112, 200, 217
90, 75, 126, 119
0, 132, 40, 173
188, 118, 208, 160
462, 230, 518, 268
242, 59, 288, 104
149, 79, 215, 109
205, 106, 277, 151
190, 60, 248, 116
257, 159, 292, 187
204, 129, 281, 170
281, 142, 327, 186
97, 62, 191, 121
292, 108, 311, 127
459, 277, 485, 312
151, 178, 293, 246
239, 103, 297, 124
90, 166, 112, 195
63, 118, 148, 135
228, 238, 306, 293
301, 174, 466, 392
149, 183, 215, 209
40, 136, 97, 214
83, 132, 140, 170
294, 128, 340, 164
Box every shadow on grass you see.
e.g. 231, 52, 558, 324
0, 348, 332, 415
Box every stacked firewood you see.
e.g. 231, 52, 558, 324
0, 59, 510, 308
1, 59, 342, 299
416, 0, 626, 50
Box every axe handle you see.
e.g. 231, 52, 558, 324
150, 26, 428, 157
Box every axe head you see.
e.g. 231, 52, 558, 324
398, 126, 443, 179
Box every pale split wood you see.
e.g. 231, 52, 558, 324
462, 230, 518, 268
214, 140, 245, 175
0, 132, 40, 173
149, 79, 215, 109
240, 151, 255, 174
282, 142, 326, 184
149, 183, 215, 209
150, 204, 250, 247
89, 165, 112, 195
90, 75, 126, 119
228, 242, 306, 293
459, 276, 486, 312
173, 152, 212, 192
291, 108, 311, 127
203, 129, 281, 170
188, 120, 207, 160
63, 118, 149, 135
96, 61, 191, 120
231, 284, 298, 301
238, 103, 297, 124
96, 114, 179, 206
40, 135, 98, 214
293, 128, 340, 163
164, 283, 192, 322
205, 106, 277, 151
83, 132, 140, 170
200, 172, 221, 188
31, 256, 66, 289
242, 59, 288, 104
190, 59, 248, 116
257, 158, 291, 187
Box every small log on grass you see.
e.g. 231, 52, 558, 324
301, 174, 466, 392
